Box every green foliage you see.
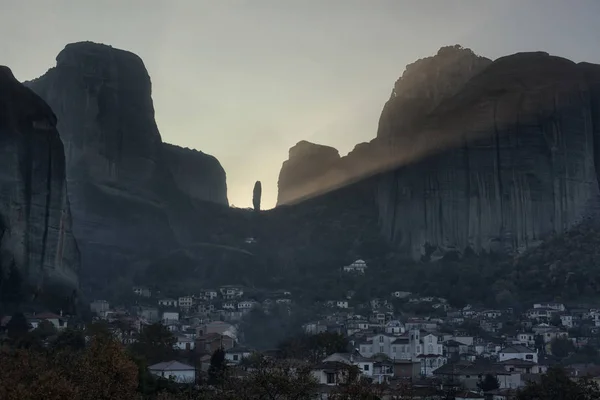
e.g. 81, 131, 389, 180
517, 366, 600, 400
52, 328, 86, 351
6, 312, 30, 341
208, 347, 227, 386
129, 323, 177, 365
477, 374, 500, 392
551, 337, 575, 359
240, 305, 308, 350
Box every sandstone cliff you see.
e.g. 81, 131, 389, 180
0, 66, 79, 303
277, 46, 600, 259
26, 42, 228, 288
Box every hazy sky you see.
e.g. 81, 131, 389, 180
2, 1, 600, 208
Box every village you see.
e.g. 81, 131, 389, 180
5, 259, 600, 399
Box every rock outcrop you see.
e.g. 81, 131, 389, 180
0, 66, 79, 302
277, 140, 341, 205
162, 143, 228, 205
277, 46, 600, 259
25, 42, 228, 287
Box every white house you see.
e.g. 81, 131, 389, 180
174, 335, 195, 351
204, 290, 218, 300
560, 315, 574, 328
158, 298, 177, 307
31, 312, 67, 330
162, 311, 179, 324
133, 287, 151, 297
385, 320, 405, 335
342, 259, 368, 273
336, 300, 349, 309
219, 285, 244, 299
225, 346, 252, 364
237, 300, 256, 310
533, 303, 565, 312
178, 297, 193, 310
148, 361, 196, 383
498, 345, 538, 364
323, 353, 373, 377
223, 302, 236, 310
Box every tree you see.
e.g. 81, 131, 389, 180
551, 337, 575, 358
550, 313, 563, 327
208, 347, 227, 386
252, 181, 262, 212
226, 358, 318, 400
32, 320, 57, 341
517, 366, 600, 400
477, 374, 500, 392
6, 312, 30, 341
51, 328, 86, 351
129, 322, 176, 364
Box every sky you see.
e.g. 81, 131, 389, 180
2, 1, 600, 209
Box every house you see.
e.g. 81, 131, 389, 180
223, 302, 236, 310
533, 302, 565, 312
219, 285, 244, 299
455, 391, 485, 400
560, 314, 574, 328
200, 321, 237, 340
32, 312, 67, 330
393, 359, 421, 379
204, 290, 218, 300
418, 354, 447, 376
195, 333, 235, 354
371, 354, 395, 383
133, 286, 151, 297
178, 297, 193, 310
385, 320, 404, 335
162, 311, 179, 324
90, 300, 110, 315
302, 320, 328, 335
237, 300, 256, 310
225, 346, 252, 364
516, 332, 535, 348
311, 361, 356, 385
336, 300, 349, 309
342, 259, 368, 273
498, 345, 538, 364
158, 298, 177, 307
174, 335, 195, 351
148, 361, 196, 383
497, 358, 546, 374
323, 353, 373, 377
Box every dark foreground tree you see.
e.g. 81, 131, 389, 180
477, 373, 500, 392
208, 347, 227, 386
517, 366, 600, 400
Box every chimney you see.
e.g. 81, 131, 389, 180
60, 310, 63, 317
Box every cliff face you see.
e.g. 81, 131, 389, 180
26, 42, 228, 285
277, 47, 600, 259
277, 140, 341, 205
0, 66, 79, 302
162, 143, 228, 205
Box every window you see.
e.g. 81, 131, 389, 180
364, 364, 370, 371
233, 354, 239, 361
379, 345, 384, 353
392, 346, 396, 353
379, 336, 384, 343
326, 373, 336, 384
526, 354, 534, 360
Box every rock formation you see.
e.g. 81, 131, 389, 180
162, 143, 228, 205
252, 181, 262, 211
25, 42, 228, 288
277, 46, 600, 259
276, 140, 341, 205
0, 66, 79, 303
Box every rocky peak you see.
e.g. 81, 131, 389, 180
277, 141, 341, 205
379, 45, 492, 141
